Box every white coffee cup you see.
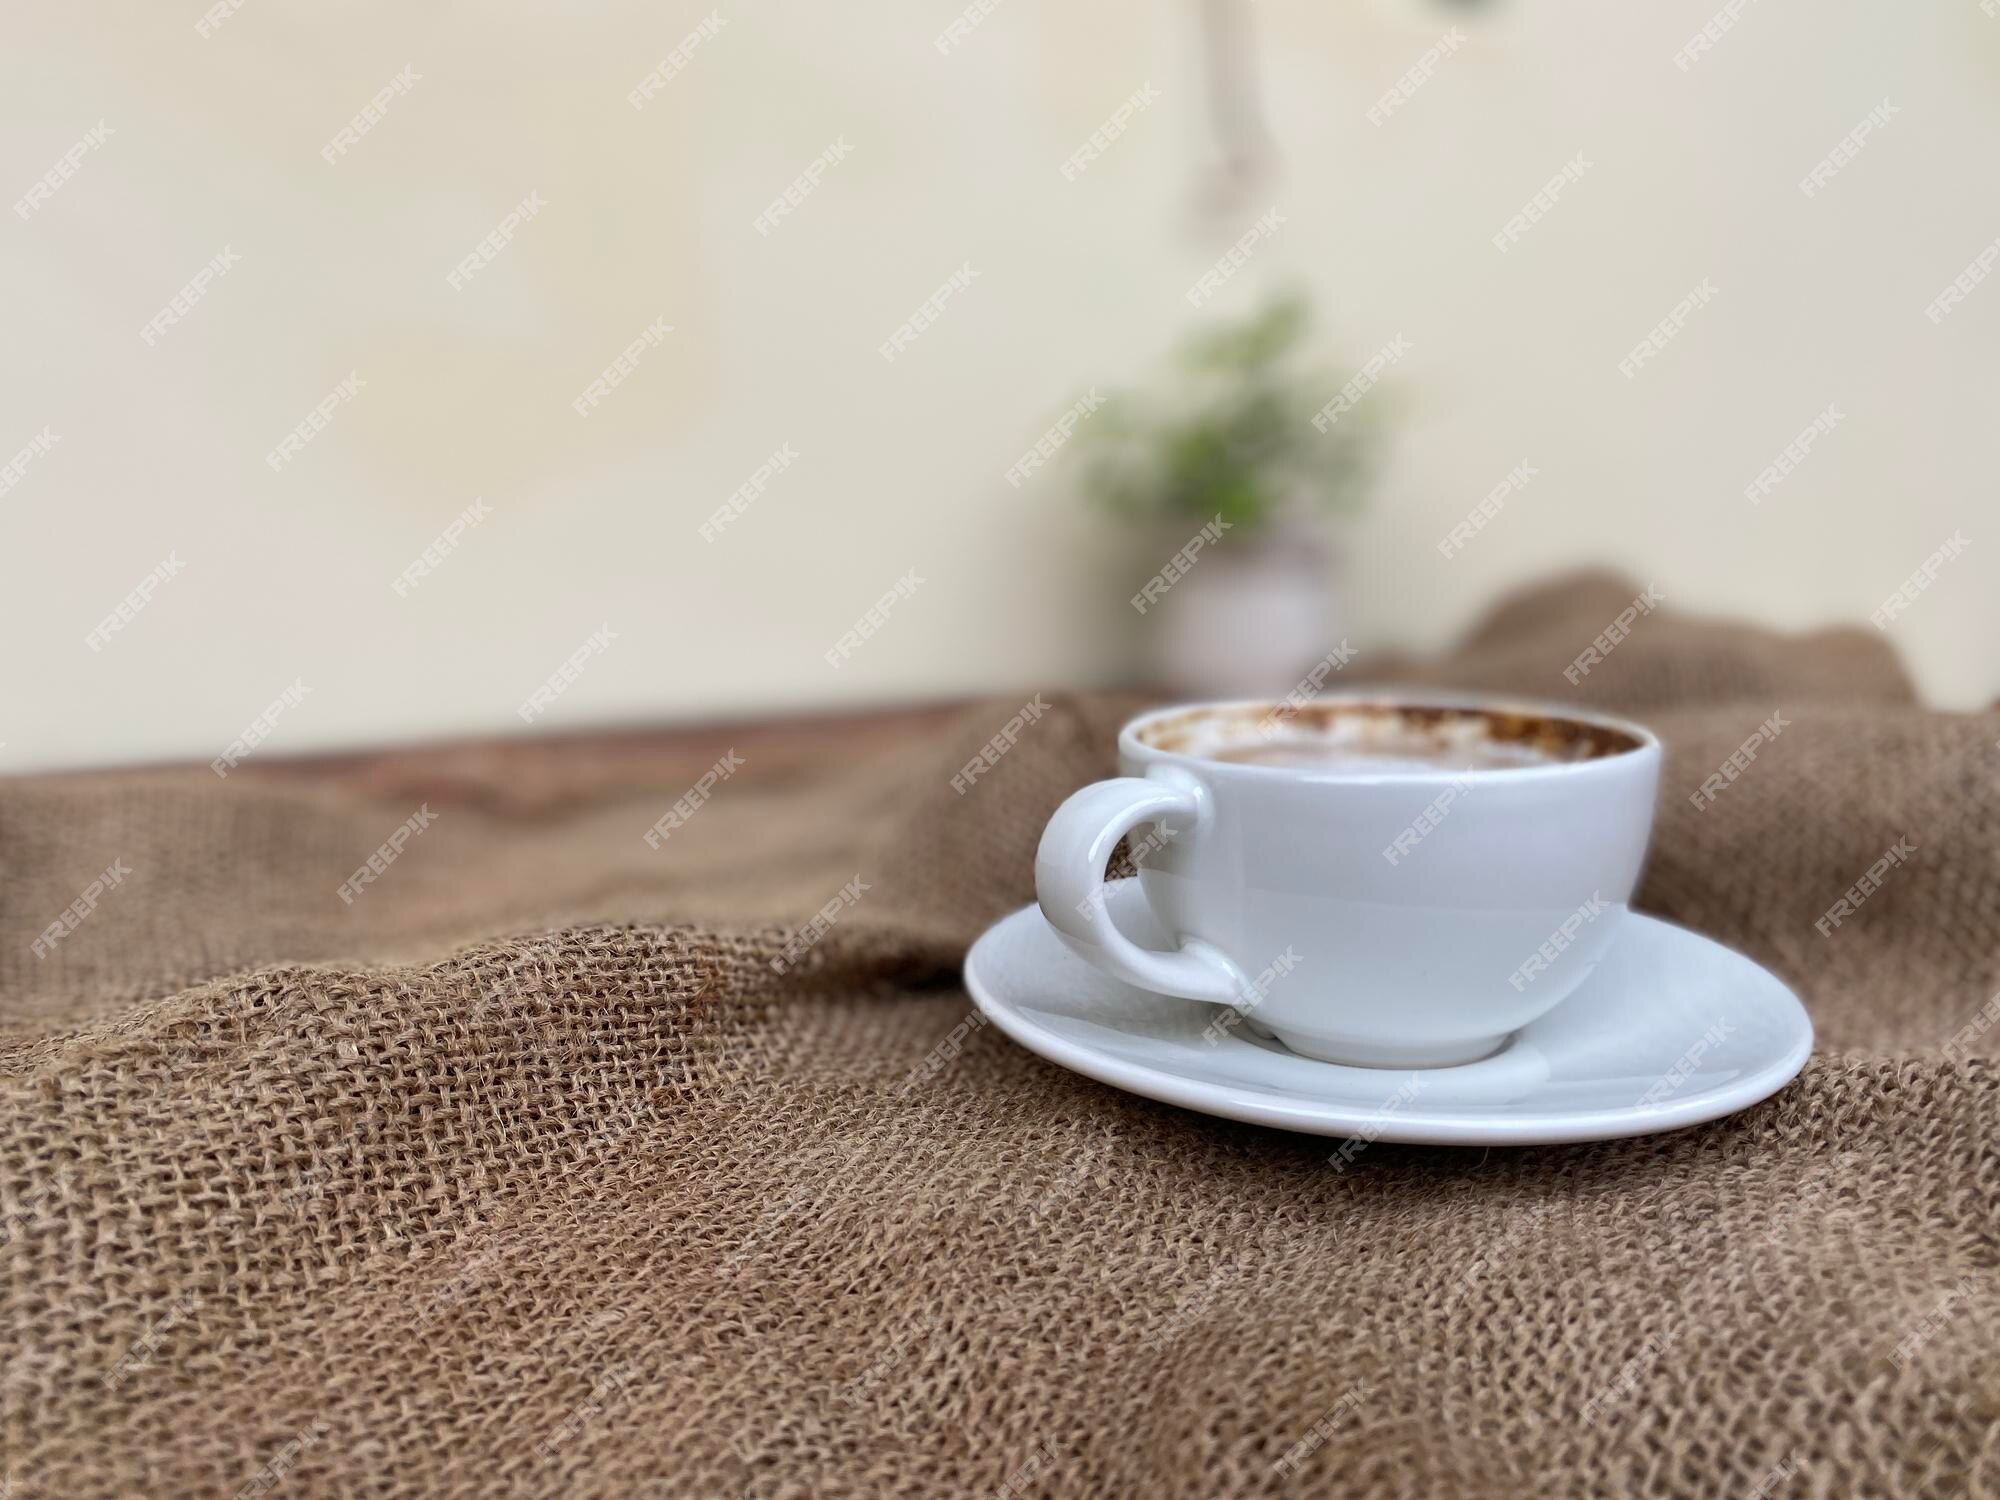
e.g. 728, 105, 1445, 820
1035, 693, 1661, 1068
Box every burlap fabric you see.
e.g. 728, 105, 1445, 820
4, 574, 1995, 1498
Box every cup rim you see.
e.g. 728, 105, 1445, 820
1119, 689, 1662, 785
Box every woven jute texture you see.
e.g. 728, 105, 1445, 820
4, 574, 1996, 1498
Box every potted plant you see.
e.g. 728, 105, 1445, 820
1077, 288, 1387, 695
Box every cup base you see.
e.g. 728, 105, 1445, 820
1267, 1028, 1512, 1070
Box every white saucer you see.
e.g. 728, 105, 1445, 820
963, 879, 1813, 1146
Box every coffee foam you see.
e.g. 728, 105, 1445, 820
1138, 702, 1636, 771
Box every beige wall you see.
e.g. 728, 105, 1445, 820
5, 0, 1993, 772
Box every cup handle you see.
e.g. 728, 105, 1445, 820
1034, 769, 1252, 1006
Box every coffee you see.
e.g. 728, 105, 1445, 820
1209, 736, 1562, 773
1140, 702, 1638, 774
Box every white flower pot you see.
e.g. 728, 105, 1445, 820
1147, 529, 1341, 697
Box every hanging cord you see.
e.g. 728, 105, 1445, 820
1192, 0, 1280, 225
